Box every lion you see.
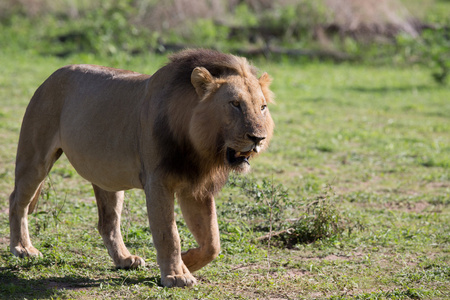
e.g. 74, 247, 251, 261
9, 49, 274, 287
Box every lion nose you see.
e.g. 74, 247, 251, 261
246, 134, 266, 145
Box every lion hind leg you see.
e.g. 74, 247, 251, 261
178, 190, 220, 272
92, 184, 145, 269
9, 186, 43, 258
9, 149, 63, 258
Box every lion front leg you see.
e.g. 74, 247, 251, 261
178, 189, 220, 272
93, 184, 145, 269
145, 182, 197, 288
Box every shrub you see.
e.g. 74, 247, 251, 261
395, 24, 450, 85
220, 177, 358, 248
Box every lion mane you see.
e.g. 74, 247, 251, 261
152, 49, 273, 195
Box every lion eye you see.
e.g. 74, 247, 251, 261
261, 104, 267, 111
230, 100, 240, 108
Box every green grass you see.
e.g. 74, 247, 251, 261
0, 47, 449, 299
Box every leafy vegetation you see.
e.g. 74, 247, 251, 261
0, 0, 449, 299
222, 178, 355, 248
1, 0, 448, 75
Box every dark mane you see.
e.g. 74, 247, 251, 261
167, 49, 258, 88
153, 113, 228, 196
153, 49, 259, 195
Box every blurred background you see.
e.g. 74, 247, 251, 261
0, 0, 449, 84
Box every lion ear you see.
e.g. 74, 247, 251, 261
259, 72, 275, 103
191, 67, 214, 98
259, 72, 272, 87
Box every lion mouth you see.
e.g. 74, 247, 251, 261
226, 147, 254, 166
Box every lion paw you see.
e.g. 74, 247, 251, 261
116, 255, 146, 269
11, 245, 42, 258
161, 273, 197, 288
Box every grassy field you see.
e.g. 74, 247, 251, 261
0, 47, 449, 299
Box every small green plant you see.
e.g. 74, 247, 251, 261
223, 177, 356, 249
274, 187, 354, 247
256, 185, 357, 248
31, 175, 67, 236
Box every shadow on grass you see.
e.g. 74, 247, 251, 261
0, 267, 161, 299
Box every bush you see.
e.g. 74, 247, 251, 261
219, 177, 358, 248
270, 190, 351, 247
395, 25, 450, 85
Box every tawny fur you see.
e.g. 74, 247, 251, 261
9, 49, 274, 288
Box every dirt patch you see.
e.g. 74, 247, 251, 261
323, 254, 346, 261
231, 263, 260, 271
334, 176, 383, 196
261, 268, 310, 280
308, 252, 364, 261
351, 200, 434, 213
309, 292, 324, 298
231, 263, 310, 279
282, 269, 308, 278
426, 182, 450, 190
384, 201, 430, 213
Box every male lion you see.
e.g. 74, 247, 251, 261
9, 49, 274, 287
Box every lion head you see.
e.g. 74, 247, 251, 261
177, 50, 274, 174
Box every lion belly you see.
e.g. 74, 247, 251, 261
55, 65, 150, 191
